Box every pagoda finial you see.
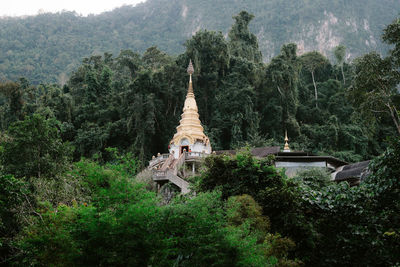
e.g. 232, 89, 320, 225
187, 60, 194, 95
283, 130, 291, 152
187, 59, 194, 75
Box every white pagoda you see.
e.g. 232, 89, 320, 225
168, 60, 212, 158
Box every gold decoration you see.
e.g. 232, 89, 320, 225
187, 59, 194, 75
284, 130, 290, 152
187, 59, 194, 95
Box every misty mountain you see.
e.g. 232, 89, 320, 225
0, 0, 398, 83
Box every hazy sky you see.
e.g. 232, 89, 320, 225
0, 0, 146, 17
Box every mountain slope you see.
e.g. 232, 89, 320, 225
0, 0, 399, 83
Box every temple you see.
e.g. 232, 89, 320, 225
168, 60, 212, 158
148, 61, 369, 194
148, 60, 211, 194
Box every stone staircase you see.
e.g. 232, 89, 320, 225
153, 171, 190, 194
151, 152, 190, 194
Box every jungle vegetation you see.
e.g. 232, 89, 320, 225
0, 11, 399, 266
0, 0, 399, 83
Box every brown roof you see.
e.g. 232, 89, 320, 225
251, 146, 281, 157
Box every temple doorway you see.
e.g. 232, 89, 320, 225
181, 146, 189, 154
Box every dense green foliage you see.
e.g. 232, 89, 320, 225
1, 11, 398, 166
196, 140, 400, 265
1, 114, 72, 179
0, 0, 399, 83
0, 11, 399, 267
0, 174, 29, 263
1, 139, 399, 265
3, 158, 299, 266
300, 138, 400, 265
195, 151, 315, 260
349, 52, 400, 135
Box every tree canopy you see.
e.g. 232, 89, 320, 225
0, 12, 399, 267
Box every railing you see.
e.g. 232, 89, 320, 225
154, 170, 167, 177
148, 153, 170, 168
186, 151, 205, 158
151, 152, 193, 194
173, 151, 186, 175
161, 154, 175, 171
149, 151, 206, 168
152, 170, 169, 180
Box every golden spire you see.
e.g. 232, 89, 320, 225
187, 59, 194, 95
284, 130, 290, 152
170, 60, 210, 148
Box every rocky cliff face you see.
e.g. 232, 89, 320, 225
166, 0, 398, 60
263, 11, 380, 60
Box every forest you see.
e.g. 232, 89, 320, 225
0, 0, 399, 83
0, 10, 400, 266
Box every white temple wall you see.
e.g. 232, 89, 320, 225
192, 142, 211, 154
169, 142, 211, 159
169, 144, 180, 159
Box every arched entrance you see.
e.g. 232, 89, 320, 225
180, 138, 189, 155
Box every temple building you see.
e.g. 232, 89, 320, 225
148, 61, 369, 194
148, 61, 211, 194
168, 60, 212, 158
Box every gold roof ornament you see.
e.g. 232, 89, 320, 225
283, 130, 291, 152
170, 60, 210, 147
187, 59, 194, 75
187, 59, 194, 95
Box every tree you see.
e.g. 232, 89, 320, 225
301, 138, 400, 266
228, 11, 262, 63
0, 174, 29, 264
184, 30, 230, 125
116, 50, 142, 77
210, 56, 260, 149
225, 194, 301, 266
349, 52, 400, 135
383, 17, 400, 67
293, 168, 333, 190
1, 114, 72, 179
0, 82, 25, 127
334, 45, 346, 85
300, 51, 329, 108
267, 43, 300, 133
142, 46, 172, 70
16, 160, 285, 267
347, 17, 400, 136
195, 150, 316, 261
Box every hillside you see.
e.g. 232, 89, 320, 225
1, 12, 400, 266
0, 0, 399, 83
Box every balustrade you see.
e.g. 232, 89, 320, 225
149, 153, 171, 168
186, 151, 205, 158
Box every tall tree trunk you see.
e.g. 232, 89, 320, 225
387, 103, 400, 135
341, 64, 346, 85
311, 71, 318, 108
